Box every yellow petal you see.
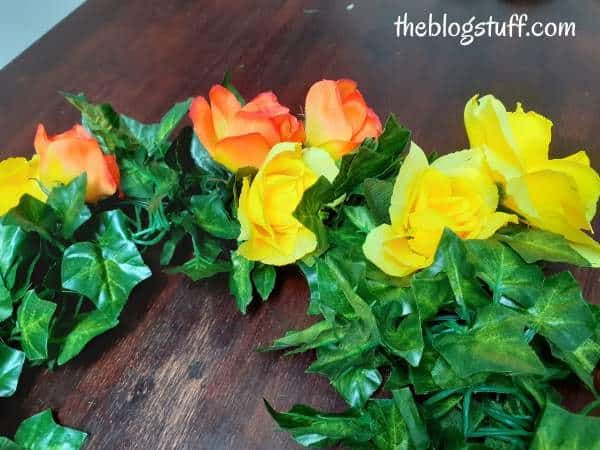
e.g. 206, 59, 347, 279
507, 102, 552, 169
389, 142, 429, 230
475, 212, 519, 239
464, 95, 523, 182
363, 224, 430, 277
530, 152, 600, 223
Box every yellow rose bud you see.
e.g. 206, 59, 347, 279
237, 142, 339, 265
0, 156, 47, 216
363, 143, 518, 277
465, 95, 600, 266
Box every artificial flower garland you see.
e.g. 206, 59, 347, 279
0, 76, 599, 449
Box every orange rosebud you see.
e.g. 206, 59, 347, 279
189, 85, 304, 171
34, 124, 120, 203
305, 79, 383, 158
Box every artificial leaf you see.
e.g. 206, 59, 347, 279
0, 343, 25, 397
0, 437, 19, 450
120, 155, 179, 200
190, 133, 228, 177
260, 320, 340, 355
0, 219, 36, 286
527, 272, 595, 352
3, 195, 59, 246
363, 178, 393, 225
393, 388, 430, 450
411, 270, 452, 322
229, 251, 254, 314
293, 177, 334, 255
61, 210, 151, 319
0, 282, 12, 322
164, 237, 230, 281
465, 239, 543, 307
58, 310, 119, 365
190, 193, 239, 239
530, 403, 600, 450
342, 206, 376, 234
496, 226, 590, 267
366, 398, 411, 449
46, 174, 91, 239
331, 367, 382, 408
251, 263, 276, 301
433, 305, 546, 377
264, 400, 372, 448
14, 410, 87, 450
16, 291, 56, 361
434, 229, 489, 320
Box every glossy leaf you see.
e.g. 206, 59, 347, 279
61, 210, 151, 319
331, 367, 382, 408
190, 193, 239, 239
120, 156, 179, 200
0, 343, 25, 397
16, 291, 56, 361
0, 437, 19, 450
264, 400, 373, 448
0, 281, 12, 322
366, 398, 411, 449
229, 251, 254, 314
497, 225, 590, 267
58, 310, 119, 365
47, 174, 91, 239
393, 388, 430, 449
527, 272, 595, 352
433, 305, 546, 377
14, 410, 87, 450
164, 237, 230, 281
251, 263, 276, 301
530, 403, 600, 450
363, 178, 393, 225
465, 239, 543, 307
3, 195, 59, 246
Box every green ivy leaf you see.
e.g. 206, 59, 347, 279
496, 226, 590, 267
363, 178, 393, 225
342, 206, 377, 234
0, 280, 12, 322
411, 270, 452, 322
393, 388, 430, 450
190, 193, 239, 239
58, 310, 119, 366
14, 410, 87, 450
331, 367, 382, 408
229, 251, 254, 314
366, 398, 412, 449
0, 219, 36, 287
16, 291, 56, 362
190, 133, 228, 176
260, 320, 339, 355
433, 229, 489, 321
527, 272, 595, 352
530, 403, 600, 450
433, 305, 546, 377
120, 155, 179, 200
251, 263, 276, 301
0, 343, 25, 397
164, 237, 230, 281
61, 210, 151, 320
3, 195, 60, 247
264, 400, 373, 448
465, 239, 543, 307
46, 174, 91, 239
0, 437, 19, 449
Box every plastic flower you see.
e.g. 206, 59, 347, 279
305, 79, 382, 159
363, 143, 518, 277
189, 86, 305, 172
465, 95, 600, 266
237, 142, 338, 265
35, 124, 120, 203
0, 156, 46, 215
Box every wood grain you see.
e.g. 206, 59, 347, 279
1, 0, 599, 448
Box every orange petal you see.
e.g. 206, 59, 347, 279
228, 111, 281, 147
213, 134, 272, 171
353, 108, 383, 143
189, 96, 218, 153
305, 80, 353, 147
243, 92, 289, 116
274, 115, 305, 143
34, 124, 50, 158
336, 79, 358, 100
341, 90, 367, 134
209, 85, 242, 139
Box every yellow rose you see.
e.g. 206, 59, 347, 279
237, 142, 338, 265
465, 95, 600, 266
363, 143, 518, 277
0, 156, 47, 216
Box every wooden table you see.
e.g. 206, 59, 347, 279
1, 0, 599, 448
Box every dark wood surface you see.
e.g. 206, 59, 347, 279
1, 0, 599, 448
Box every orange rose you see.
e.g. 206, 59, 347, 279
305, 79, 382, 158
35, 124, 120, 203
189, 85, 305, 171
